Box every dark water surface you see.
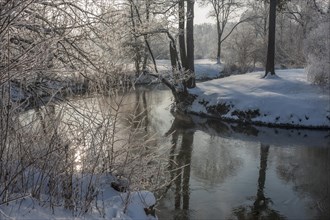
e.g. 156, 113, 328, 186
123, 85, 329, 220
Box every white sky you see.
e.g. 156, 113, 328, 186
194, 4, 215, 24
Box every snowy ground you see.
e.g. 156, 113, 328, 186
156, 59, 223, 81
0, 175, 156, 220
136, 59, 223, 85
188, 69, 330, 128
5, 59, 223, 103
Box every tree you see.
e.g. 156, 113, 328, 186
305, 21, 330, 86
178, 0, 196, 89
126, 0, 153, 76
186, 0, 196, 88
303, 0, 329, 86
0, 1, 171, 215
124, 0, 196, 94
223, 25, 257, 73
199, 0, 247, 64
282, 0, 328, 67
179, 0, 187, 69
264, 0, 277, 77
264, 0, 294, 77
194, 24, 217, 59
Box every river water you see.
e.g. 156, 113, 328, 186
118, 85, 329, 220
20, 84, 330, 219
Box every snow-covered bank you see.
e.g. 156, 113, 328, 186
3, 79, 88, 110
0, 175, 156, 220
155, 59, 223, 81
171, 112, 329, 148
187, 69, 330, 128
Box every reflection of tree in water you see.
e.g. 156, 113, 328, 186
107, 87, 153, 145
166, 115, 195, 220
232, 144, 285, 220
275, 147, 330, 219
115, 86, 166, 138
192, 136, 242, 186
164, 114, 246, 219
131, 89, 149, 132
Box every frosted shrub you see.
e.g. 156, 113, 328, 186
304, 21, 330, 86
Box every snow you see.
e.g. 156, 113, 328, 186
119, 191, 156, 220
3, 67, 327, 219
188, 69, 330, 128
0, 175, 157, 220
156, 59, 223, 80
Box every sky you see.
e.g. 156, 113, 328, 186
194, 4, 215, 24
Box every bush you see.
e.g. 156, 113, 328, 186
0, 85, 169, 217
304, 21, 330, 86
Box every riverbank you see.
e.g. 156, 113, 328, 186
0, 174, 156, 220
136, 59, 223, 84
187, 69, 330, 129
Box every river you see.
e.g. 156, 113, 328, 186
119, 85, 329, 220
20, 84, 330, 219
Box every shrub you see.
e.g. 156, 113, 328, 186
304, 21, 330, 86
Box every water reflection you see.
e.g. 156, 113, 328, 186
144, 89, 329, 220
19, 86, 330, 219
232, 144, 284, 220
254, 144, 271, 215
192, 135, 242, 186
132, 89, 149, 132
166, 115, 195, 220
275, 146, 330, 219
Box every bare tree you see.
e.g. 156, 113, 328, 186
264, 0, 277, 77
186, 0, 196, 88
176, 0, 196, 88
179, 0, 187, 70
199, 0, 248, 64
0, 1, 172, 217
264, 0, 292, 77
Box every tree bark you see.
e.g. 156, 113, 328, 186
217, 35, 222, 64
186, 0, 195, 88
170, 41, 178, 72
179, 0, 187, 70
265, 0, 277, 77
130, 3, 141, 76
216, 18, 222, 64
142, 0, 150, 73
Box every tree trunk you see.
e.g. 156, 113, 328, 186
186, 0, 195, 88
130, 3, 141, 76
179, 0, 187, 70
170, 42, 178, 72
253, 144, 269, 213
265, 0, 277, 77
142, 0, 150, 73
217, 38, 222, 64
216, 19, 222, 64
